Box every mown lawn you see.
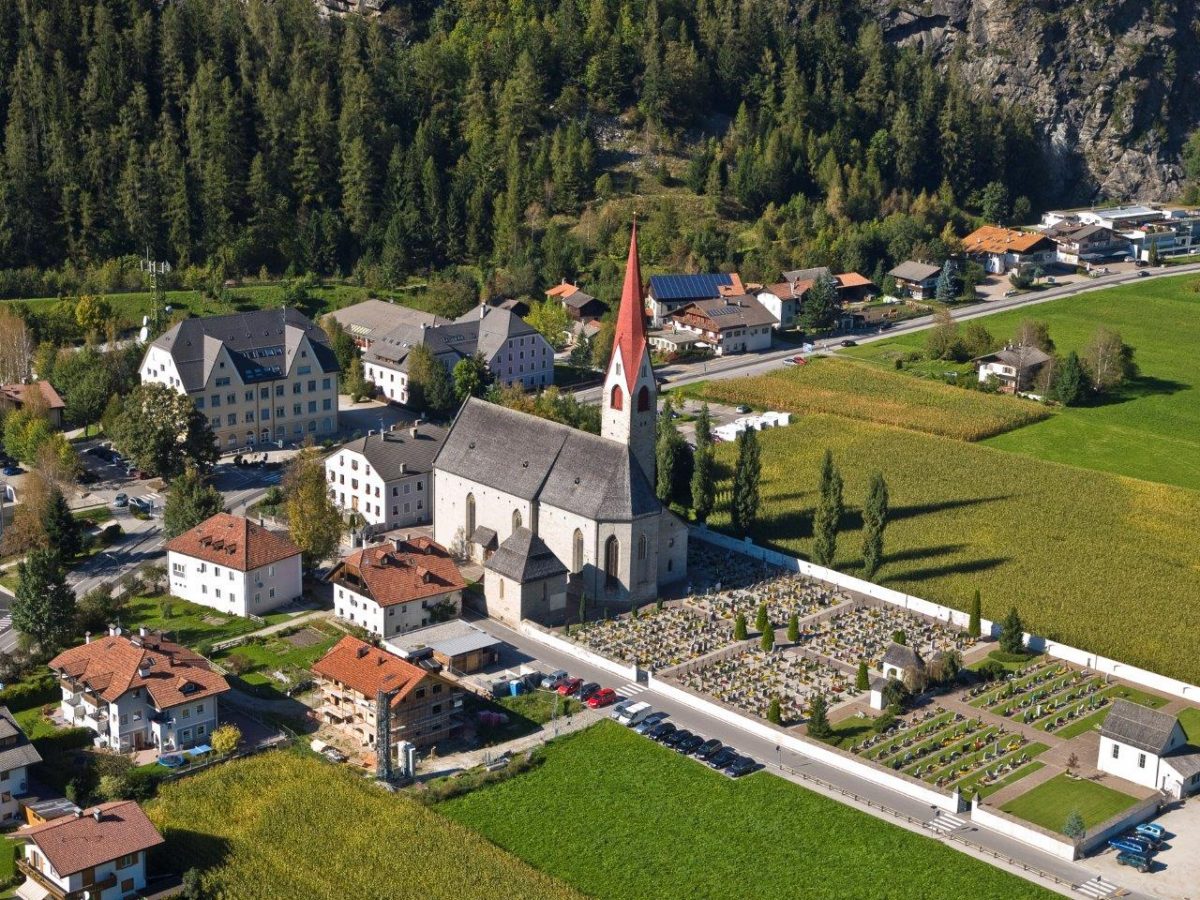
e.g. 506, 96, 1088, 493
1179, 707, 1200, 744
1051, 685, 1170, 741
708, 415, 1200, 685
441, 723, 1055, 900
844, 275, 1200, 490
146, 751, 576, 900
1000, 773, 1141, 833
124, 595, 265, 649
677, 356, 1049, 441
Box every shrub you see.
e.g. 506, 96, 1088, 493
225, 653, 253, 675
212, 724, 243, 756
871, 711, 895, 734
976, 660, 1007, 681
1063, 810, 1085, 840
766, 698, 782, 724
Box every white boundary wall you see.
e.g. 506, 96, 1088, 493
690, 527, 1200, 702
518, 620, 639, 682
648, 673, 963, 813
970, 798, 1077, 860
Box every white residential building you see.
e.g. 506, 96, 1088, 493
49, 628, 230, 752
666, 295, 777, 356
325, 424, 447, 534
329, 537, 466, 639
165, 513, 302, 617
0, 707, 40, 825
139, 308, 340, 451
1097, 700, 1200, 799
363, 306, 554, 406
17, 801, 164, 900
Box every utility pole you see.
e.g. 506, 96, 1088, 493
139, 248, 172, 338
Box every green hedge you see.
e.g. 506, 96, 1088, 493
0, 672, 58, 713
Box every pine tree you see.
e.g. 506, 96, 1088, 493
860, 472, 889, 579
800, 275, 839, 331
787, 614, 799, 643
12, 548, 75, 650
1063, 810, 1085, 840
806, 693, 831, 738
761, 625, 775, 653
42, 486, 82, 560
999, 607, 1026, 654
968, 590, 982, 639
733, 613, 747, 641
164, 468, 225, 539
813, 449, 843, 567
856, 661, 870, 692
731, 428, 762, 532
1053, 351, 1087, 406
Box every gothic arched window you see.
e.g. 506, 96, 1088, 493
572, 529, 584, 573
637, 386, 650, 411
610, 384, 623, 410
604, 536, 620, 588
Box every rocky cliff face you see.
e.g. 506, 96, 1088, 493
872, 0, 1200, 203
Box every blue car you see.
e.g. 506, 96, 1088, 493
1108, 838, 1147, 855
1136, 822, 1166, 841
2, 465, 21, 476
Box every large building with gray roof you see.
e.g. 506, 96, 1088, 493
434, 227, 687, 615
1097, 699, 1200, 798
362, 305, 554, 406
139, 308, 340, 451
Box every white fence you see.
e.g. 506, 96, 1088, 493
517, 620, 640, 683
970, 798, 1077, 861
648, 673, 963, 814
690, 527, 1200, 703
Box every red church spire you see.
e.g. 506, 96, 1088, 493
611, 221, 648, 393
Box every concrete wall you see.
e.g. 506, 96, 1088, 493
970, 798, 1078, 861
1078, 793, 1162, 856
690, 527, 1200, 704
518, 620, 639, 683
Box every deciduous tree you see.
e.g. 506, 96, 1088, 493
284, 447, 344, 569
453, 354, 491, 402
164, 468, 225, 538
110, 383, 217, 478
1082, 327, 1136, 395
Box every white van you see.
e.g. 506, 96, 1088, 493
614, 701, 652, 727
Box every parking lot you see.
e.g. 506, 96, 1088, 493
1086, 799, 1200, 899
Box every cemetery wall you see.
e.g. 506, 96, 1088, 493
518, 620, 640, 682
1078, 793, 1162, 856
970, 798, 1077, 860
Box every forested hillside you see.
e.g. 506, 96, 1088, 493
0, 0, 1049, 300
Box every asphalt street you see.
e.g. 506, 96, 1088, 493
468, 612, 1152, 900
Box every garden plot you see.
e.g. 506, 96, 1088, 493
570, 605, 734, 669
677, 650, 856, 723
692, 572, 851, 628
797, 603, 966, 670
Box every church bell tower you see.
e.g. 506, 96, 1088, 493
601, 223, 657, 489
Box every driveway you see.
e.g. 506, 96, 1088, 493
1086, 799, 1200, 899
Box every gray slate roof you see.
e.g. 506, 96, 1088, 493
486, 528, 569, 583
672, 295, 778, 331
328, 299, 448, 342
436, 399, 660, 522
1100, 700, 1181, 755
974, 345, 1053, 370
782, 266, 832, 284
563, 289, 603, 311
470, 526, 498, 549
1165, 747, 1200, 779
888, 261, 942, 283
149, 308, 339, 392
0, 705, 42, 772
341, 424, 448, 480
882, 642, 923, 671
365, 306, 542, 373
387, 619, 502, 658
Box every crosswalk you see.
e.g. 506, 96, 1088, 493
1074, 876, 1120, 899
614, 683, 650, 698
924, 811, 968, 835
0, 614, 11, 631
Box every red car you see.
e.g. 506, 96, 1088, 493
587, 688, 618, 709
556, 678, 583, 696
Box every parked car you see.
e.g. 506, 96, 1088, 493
708, 747, 738, 769
735, 404, 751, 414
839, 339, 857, 347
1115, 851, 1151, 873
556, 678, 583, 696
540, 670, 570, 690
675, 733, 704, 754
1137, 270, 1150, 277
663, 729, 692, 748
1, 464, 21, 476
693, 739, 723, 760
634, 712, 668, 735
1003, 289, 1020, 298
113, 493, 129, 507
1135, 259, 1149, 268
648, 722, 677, 742
322, 747, 347, 764
1136, 823, 1166, 841
879, 321, 893, 330
725, 756, 760, 778
587, 688, 618, 709
613, 701, 653, 727
575, 682, 600, 702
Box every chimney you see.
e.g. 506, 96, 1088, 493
92, 809, 102, 823
74, 809, 82, 819
479, 305, 486, 320
139, 627, 147, 638
85, 631, 91, 644
356, 645, 370, 659
409, 426, 418, 439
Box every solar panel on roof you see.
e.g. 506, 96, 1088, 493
709, 306, 738, 317
648, 273, 733, 300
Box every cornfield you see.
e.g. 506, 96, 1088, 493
709, 414, 1200, 686
691, 357, 1050, 441
146, 752, 580, 900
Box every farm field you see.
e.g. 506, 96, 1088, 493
145, 751, 578, 900
844, 275, 1200, 490
440, 723, 1055, 900
999, 774, 1141, 833
678, 356, 1049, 441
708, 414, 1200, 685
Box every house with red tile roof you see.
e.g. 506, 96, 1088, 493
49, 628, 230, 753
16, 801, 163, 900
328, 537, 465, 639
165, 513, 302, 617
311, 636, 463, 752
0, 381, 66, 429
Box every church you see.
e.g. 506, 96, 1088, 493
432, 226, 689, 622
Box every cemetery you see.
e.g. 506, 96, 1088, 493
677, 649, 856, 723
570, 603, 735, 669
796, 602, 967, 671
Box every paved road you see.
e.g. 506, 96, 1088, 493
575, 263, 1200, 400
466, 612, 1151, 900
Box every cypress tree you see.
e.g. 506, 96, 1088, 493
733, 613, 747, 641
731, 428, 761, 532
761, 625, 775, 653
968, 590, 982, 638
787, 614, 799, 643
856, 661, 870, 692
690, 403, 715, 522
755, 603, 770, 633
767, 698, 782, 724
813, 449, 843, 567
860, 472, 889, 579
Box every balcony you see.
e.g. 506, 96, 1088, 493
17, 859, 117, 900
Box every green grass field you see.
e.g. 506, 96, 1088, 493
709, 415, 1200, 685
844, 275, 1200, 490
146, 751, 576, 900
677, 357, 1049, 441
1000, 773, 1141, 833
441, 723, 1055, 899
1179, 707, 1200, 744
